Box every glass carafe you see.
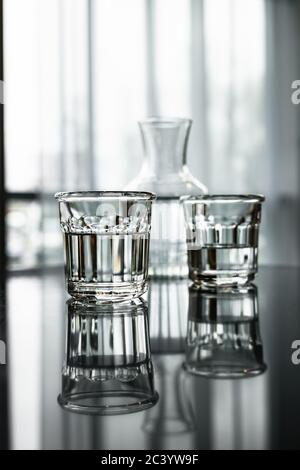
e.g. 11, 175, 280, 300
126, 117, 207, 277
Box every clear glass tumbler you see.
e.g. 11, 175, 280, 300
58, 299, 158, 415
55, 191, 156, 301
182, 194, 265, 287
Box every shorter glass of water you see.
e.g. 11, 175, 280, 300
181, 194, 265, 287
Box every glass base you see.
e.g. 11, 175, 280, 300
183, 362, 267, 379
67, 280, 148, 302
58, 390, 159, 415
190, 271, 255, 288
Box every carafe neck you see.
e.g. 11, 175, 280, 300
139, 118, 192, 177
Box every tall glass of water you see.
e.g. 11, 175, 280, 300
55, 191, 156, 301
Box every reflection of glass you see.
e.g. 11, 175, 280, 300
182, 195, 265, 287
184, 285, 267, 378
58, 299, 158, 415
55, 191, 155, 301
143, 279, 195, 442
126, 118, 207, 278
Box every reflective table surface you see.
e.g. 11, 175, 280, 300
0, 266, 300, 450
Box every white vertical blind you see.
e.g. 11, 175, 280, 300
4, 0, 41, 191
3, 0, 300, 266
93, 0, 147, 189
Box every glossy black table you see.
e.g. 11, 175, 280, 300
0, 266, 300, 450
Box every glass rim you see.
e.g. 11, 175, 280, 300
138, 116, 192, 126
180, 194, 265, 204
54, 191, 156, 202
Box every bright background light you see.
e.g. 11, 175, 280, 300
3, 0, 300, 268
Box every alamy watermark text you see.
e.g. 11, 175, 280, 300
291, 80, 300, 104
0, 339, 6, 365
291, 340, 300, 365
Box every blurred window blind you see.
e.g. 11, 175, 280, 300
4, 0, 300, 269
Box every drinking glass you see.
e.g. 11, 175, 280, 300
58, 299, 159, 415
182, 194, 265, 287
183, 284, 267, 378
55, 191, 156, 301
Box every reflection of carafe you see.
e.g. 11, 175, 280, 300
126, 118, 207, 278
143, 279, 195, 448
184, 285, 267, 378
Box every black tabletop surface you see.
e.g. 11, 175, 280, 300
0, 266, 300, 450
